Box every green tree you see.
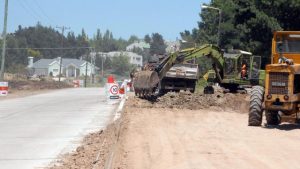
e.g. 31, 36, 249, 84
91, 29, 135, 53
27, 49, 41, 60
111, 54, 132, 75
180, 30, 198, 49
104, 57, 112, 69
182, 0, 290, 66
75, 28, 90, 57
144, 34, 151, 44
128, 35, 139, 44
150, 33, 166, 55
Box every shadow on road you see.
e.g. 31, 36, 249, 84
263, 123, 300, 131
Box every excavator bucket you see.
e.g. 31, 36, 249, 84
133, 70, 159, 97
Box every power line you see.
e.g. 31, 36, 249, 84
18, 0, 53, 25
18, 0, 40, 20
23, 0, 45, 22
32, 0, 55, 25
6, 47, 93, 50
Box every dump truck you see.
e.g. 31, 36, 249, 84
160, 63, 199, 93
133, 44, 264, 97
249, 31, 300, 126
133, 53, 199, 98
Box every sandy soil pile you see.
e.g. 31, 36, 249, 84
127, 91, 250, 113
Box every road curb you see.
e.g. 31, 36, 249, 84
113, 97, 126, 121
103, 96, 127, 169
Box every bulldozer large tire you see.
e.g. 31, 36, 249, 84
265, 110, 280, 125
248, 86, 264, 126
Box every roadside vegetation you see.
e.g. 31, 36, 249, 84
0, 23, 166, 78
181, 0, 300, 67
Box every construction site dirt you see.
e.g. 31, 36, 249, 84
49, 91, 300, 169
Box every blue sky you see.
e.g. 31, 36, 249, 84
0, 0, 210, 40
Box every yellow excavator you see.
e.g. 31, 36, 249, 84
133, 44, 264, 98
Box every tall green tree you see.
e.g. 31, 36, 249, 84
128, 35, 139, 44
181, 0, 300, 66
150, 33, 166, 55
144, 34, 151, 44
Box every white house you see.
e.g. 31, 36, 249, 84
91, 51, 143, 67
30, 57, 96, 77
126, 40, 150, 51
165, 40, 181, 53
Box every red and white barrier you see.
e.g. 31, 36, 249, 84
0, 82, 8, 96
73, 80, 80, 88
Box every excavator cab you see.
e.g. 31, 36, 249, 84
223, 56, 236, 77
223, 50, 253, 80
221, 51, 263, 89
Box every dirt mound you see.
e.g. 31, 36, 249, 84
156, 91, 229, 109
8, 80, 71, 90
0, 80, 72, 100
127, 91, 250, 113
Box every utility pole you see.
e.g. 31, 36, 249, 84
101, 53, 104, 76
84, 55, 88, 88
56, 26, 70, 82
90, 48, 95, 84
0, 0, 8, 81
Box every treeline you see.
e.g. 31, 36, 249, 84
5, 23, 90, 72
0, 23, 136, 73
94, 33, 167, 76
181, 0, 300, 66
1, 22, 168, 75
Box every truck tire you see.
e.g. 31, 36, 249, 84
248, 86, 264, 126
265, 110, 280, 125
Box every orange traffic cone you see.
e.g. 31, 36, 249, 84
107, 75, 115, 83
119, 87, 125, 94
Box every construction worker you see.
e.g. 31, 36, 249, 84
241, 63, 247, 79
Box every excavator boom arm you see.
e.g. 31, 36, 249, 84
133, 44, 225, 97
157, 44, 224, 80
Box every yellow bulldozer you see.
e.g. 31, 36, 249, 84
249, 31, 300, 126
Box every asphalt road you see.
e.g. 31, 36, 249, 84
0, 88, 116, 169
